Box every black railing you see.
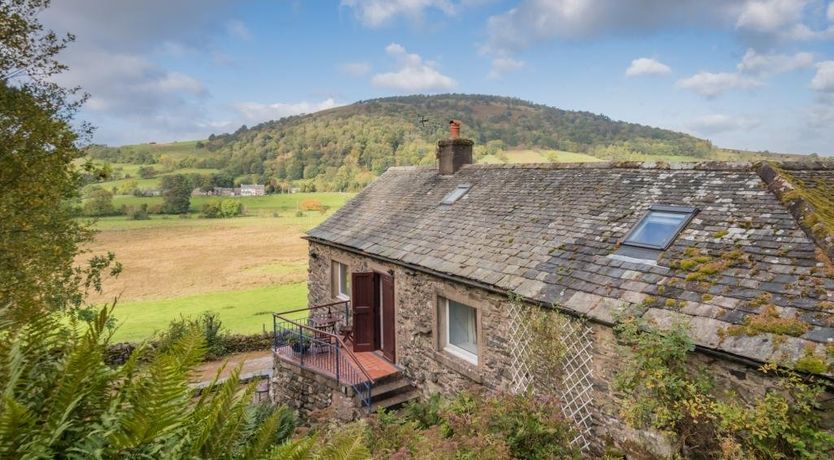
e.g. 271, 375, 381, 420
272, 300, 373, 409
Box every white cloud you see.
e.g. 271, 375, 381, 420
488, 57, 525, 79
688, 114, 762, 134
676, 71, 762, 97
810, 61, 834, 92
340, 62, 372, 76
484, 0, 739, 56
234, 98, 343, 124
371, 43, 456, 92
625, 57, 671, 77
341, 0, 457, 27
737, 48, 814, 75
226, 19, 253, 41
735, 0, 806, 33
735, 0, 834, 40
829, 2, 834, 22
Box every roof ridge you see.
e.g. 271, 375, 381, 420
461, 161, 754, 171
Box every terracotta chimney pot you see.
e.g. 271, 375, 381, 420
437, 120, 473, 175
449, 120, 461, 140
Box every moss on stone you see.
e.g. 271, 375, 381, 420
727, 305, 811, 338
795, 345, 828, 374
771, 163, 834, 244
712, 229, 729, 239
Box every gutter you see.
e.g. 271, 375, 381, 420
304, 235, 834, 387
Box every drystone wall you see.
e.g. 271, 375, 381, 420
271, 359, 360, 424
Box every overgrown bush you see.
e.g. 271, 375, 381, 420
82, 187, 116, 216
201, 199, 244, 218
364, 391, 580, 459
614, 317, 834, 458
121, 203, 150, 220
137, 165, 157, 178
157, 312, 227, 360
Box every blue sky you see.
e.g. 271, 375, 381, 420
44, 0, 834, 154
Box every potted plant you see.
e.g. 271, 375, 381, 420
287, 334, 310, 354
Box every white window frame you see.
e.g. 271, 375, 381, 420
443, 298, 478, 365
332, 261, 350, 300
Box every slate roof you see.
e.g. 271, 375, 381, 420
307, 161, 834, 375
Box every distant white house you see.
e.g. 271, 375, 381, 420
240, 184, 266, 196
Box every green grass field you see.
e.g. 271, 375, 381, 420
479, 149, 603, 164
83, 191, 354, 342
110, 282, 307, 342
93, 192, 353, 230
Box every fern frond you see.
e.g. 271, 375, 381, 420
266, 436, 317, 460
313, 423, 370, 460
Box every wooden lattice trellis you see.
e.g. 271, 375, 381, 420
507, 301, 595, 451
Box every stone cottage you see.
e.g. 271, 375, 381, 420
271, 125, 834, 454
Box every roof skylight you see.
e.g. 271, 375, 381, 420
622, 205, 697, 250
440, 184, 472, 205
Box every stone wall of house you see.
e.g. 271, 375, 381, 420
271, 359, 360, 424
305, 241, 830, 456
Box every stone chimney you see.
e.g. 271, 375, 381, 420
437, 120, 473, 175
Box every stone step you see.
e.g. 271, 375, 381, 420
370, 378, 414, 403
370, 388, 421, 412
370, 371, 402, 386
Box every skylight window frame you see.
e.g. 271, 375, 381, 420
440, 183, 472, 205
621, 205, 698, 251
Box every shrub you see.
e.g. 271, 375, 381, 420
364, 391, 580, 459
82, 187, 116, 216
614, 317, 834, 458
122, 203, 150, 220
201, 200, 222, 218
221, 199, 244, 217
157, 312, 226, 360
201, 199, 244, 218
137, 165, 157, 178
299, 198, 323, 211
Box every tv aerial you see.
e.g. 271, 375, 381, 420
415, 114, 446, 135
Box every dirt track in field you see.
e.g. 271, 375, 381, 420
83, 222, 308, 303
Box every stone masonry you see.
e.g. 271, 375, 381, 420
301, 241, 821, 456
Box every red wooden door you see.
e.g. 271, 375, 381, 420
380, 274, 396, 362
351, 272, 375, 352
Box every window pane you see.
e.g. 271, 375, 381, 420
627, 211, 687, 247
339, 263, 350, 296
448, 300, 477, 355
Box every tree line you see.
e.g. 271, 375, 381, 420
87, 94, 716, 193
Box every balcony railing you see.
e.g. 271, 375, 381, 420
272, 300, 373, 409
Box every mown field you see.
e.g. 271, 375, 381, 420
82, 192, 353, 341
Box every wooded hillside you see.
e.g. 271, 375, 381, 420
87, 94, 791, 192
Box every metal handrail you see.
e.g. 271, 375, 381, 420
272, 300, 374, 409
280, 299, 350, 316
